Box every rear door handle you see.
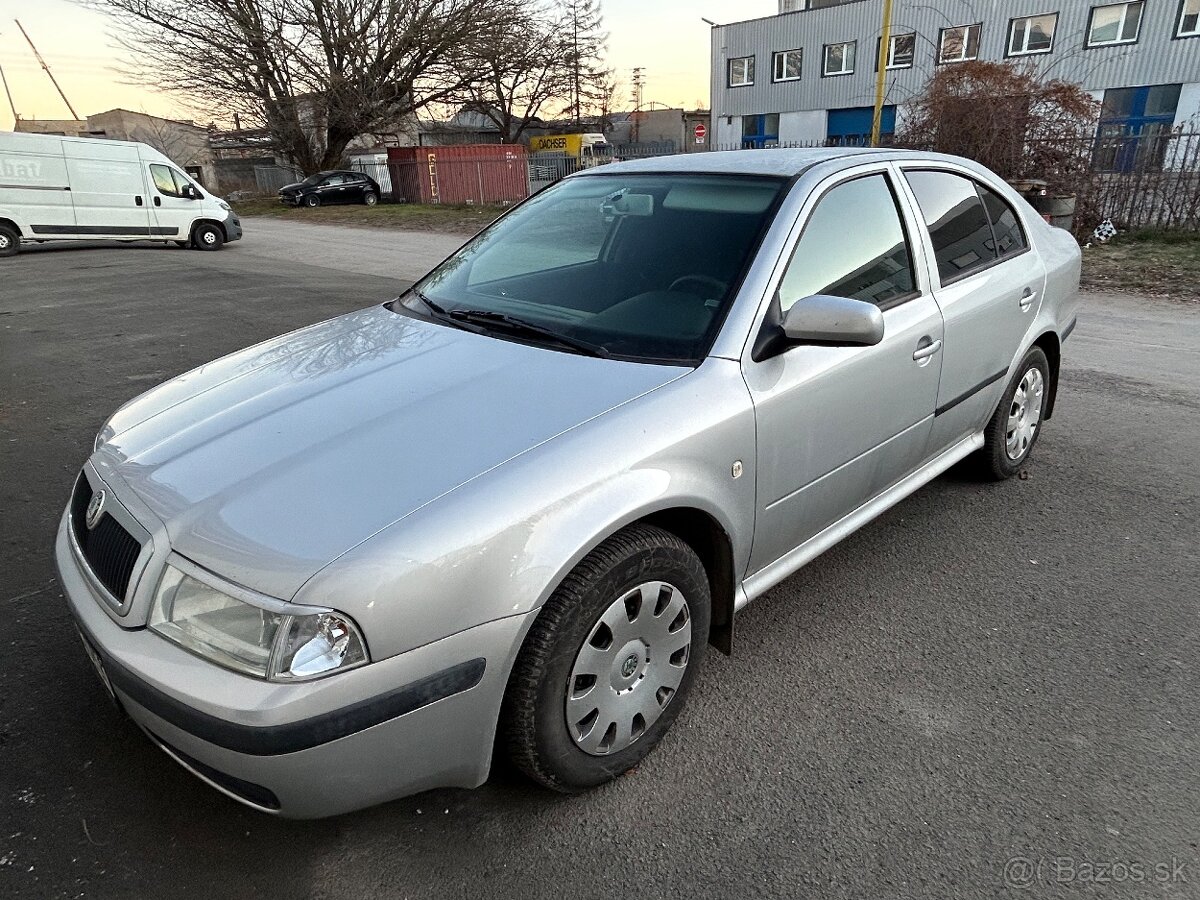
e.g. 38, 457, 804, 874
1019, 288, 1038, 311
135, 195, 143, 206
913, 339, 943, 361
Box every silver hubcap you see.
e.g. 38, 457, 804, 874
1006, 366, 1045, 461
202, 231, 216, 245
566, 581, 691, 756
0, 234, 10, 249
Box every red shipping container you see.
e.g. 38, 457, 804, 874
387, 145, 528, 205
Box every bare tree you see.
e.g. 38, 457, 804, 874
84, 0, 521, 172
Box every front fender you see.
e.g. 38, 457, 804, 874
294, 358, 757, 662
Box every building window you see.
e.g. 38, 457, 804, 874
1087, 2, 1143, 47
773, 49, 803, 82
1094, 83, 1182, 172
823, 41, 856, 76
938, 24, 982, 63
1178, 0, 1200, 37
742, 114, 780, 149
729, 56, 755, 87
876, 32, 915, 69
1008, 13, 1058, 55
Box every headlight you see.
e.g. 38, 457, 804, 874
218, 200, 231, 212
94, 422, 115, 452
149, 560, 368, 681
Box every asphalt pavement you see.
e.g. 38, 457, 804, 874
1, 223, 1197, 899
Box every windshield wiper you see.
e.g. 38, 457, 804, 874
407, 291, 488, 335
447, 309, 611, 359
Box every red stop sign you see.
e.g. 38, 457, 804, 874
694, 123, 707, 141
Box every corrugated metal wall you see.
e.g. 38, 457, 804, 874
711, 0, 1200, 119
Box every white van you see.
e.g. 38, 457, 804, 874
0, 132, 241, 257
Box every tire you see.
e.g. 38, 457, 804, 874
0, 223, 19, 257
502, 523, 711, 792
978, 346, 1050, 480
304, 194, 320, 208
363, 191, 378, 207
191, 222, 224, 252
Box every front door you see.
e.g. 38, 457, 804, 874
148, 163, 197, 241
743, 167, 944, 574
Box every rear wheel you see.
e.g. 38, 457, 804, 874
363, 191, 378, 206
502, 524, 710, 792
0, 223, 19, 257
191, 222, 224, 251
978, 346, 1049, 480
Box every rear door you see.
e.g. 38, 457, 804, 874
61, 140, 153, 238
742, 165, 944, 574
148, 163, 197, 241
895, 166, 1046, 453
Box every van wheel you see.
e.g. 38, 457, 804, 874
192, 223, 224, 251
0, 223, 19, 257
304, 194, 320, 208
501, 524, 710, 792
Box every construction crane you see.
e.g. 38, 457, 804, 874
1, 64, 17, 124
15, 18, 79, 120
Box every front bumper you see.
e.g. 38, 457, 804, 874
56, 512, 534, 818
226, 214, 243, 242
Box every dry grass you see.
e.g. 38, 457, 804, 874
231, 199, 505, 235
1081, 230, 1200, 301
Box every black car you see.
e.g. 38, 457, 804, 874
279, 170, 382, 207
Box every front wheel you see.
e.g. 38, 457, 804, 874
502, 524, 710, 792
978, 346, 1049, 480
0, 223, 19, 257
304, 194, 320, 208
191, 223, 224, 251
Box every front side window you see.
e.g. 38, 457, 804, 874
1009, 13, 1058, 55
823, 41, 856, 76
407, 174, 787, 364
778, 174, 915, 310
883, 32, 916, 69
150, 164, 191, 197
1087, 2, 1143, 46
773, 48, 803, 82
905, 170, 997, 283
729, 56, 755, 87
939, 24, 981, 63
1178, 0, 1200, 37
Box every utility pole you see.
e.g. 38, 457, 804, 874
0, 65, 17, 125
870, 0, 894, 148
630, 67, 644, 143
15, 19, 79, 120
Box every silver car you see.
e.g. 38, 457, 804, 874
56, 149, 1080, 817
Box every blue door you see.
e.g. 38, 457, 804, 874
827, 106, 895, 147
1095, 84, 1181, 173
742, 114, 780, 149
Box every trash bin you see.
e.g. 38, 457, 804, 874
1008, 178, 1075, 231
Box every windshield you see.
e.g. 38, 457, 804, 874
400, 173, 787, 364
301, 172, 328, 186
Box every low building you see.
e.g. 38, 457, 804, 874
710, 0, 1200, 156
84, 109, 217, 186
12, 117, 88, 136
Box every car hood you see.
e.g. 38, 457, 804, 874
94, 305, 689, 598
278, 182, 306, 193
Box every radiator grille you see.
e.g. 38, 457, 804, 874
70, 475, 142, 603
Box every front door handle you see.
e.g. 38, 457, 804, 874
154, 196, 161, 207
1019, 287, 1038, 311
913, 339, 943, 362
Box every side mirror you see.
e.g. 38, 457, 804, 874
780, 294, 885, 346
182, 184, 200, 200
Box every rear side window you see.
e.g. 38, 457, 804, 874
779, 173, 916, 310
978, 185, 1028, 258
905, 170, 996, 283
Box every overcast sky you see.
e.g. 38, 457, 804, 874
0, 0, 776, 129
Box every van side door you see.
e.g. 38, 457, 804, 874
61, 139, 153, 238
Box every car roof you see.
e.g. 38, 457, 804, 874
576, 147, 970, 179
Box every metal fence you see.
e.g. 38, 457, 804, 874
299, 128, 1200, 232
